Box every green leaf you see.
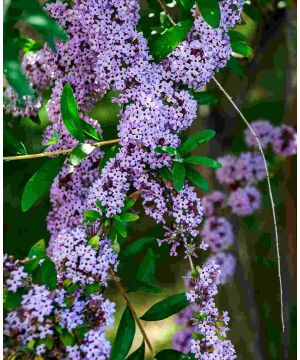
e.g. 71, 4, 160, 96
154, 146, 178, 156
136, 249, 156, 284
149, 20, 193, 62
120, 213, 140, 223
228, 30, 247, 42
4, 290, 24, 310
28, 239, 46, 258
185, 167, 209, 192
175, 0, 195, 12
23, 257, 41, 274
172, 162, 185, 192
80, 119, 102, 141
120, 237, 156, 260
229, 31, 252, 58
83, 210, 101, 224
122, 197, 136, 211
88, 235, 99, 249
127, 341, 145, 360
226, 56, 245, 78
179, 130, 216, 155
110, 305, 136, 360
183, 156, 221, 168
37, 258, 58, 290
243, 3, 260, 22
4, 123, 27, 155
196, 0, 221, 28
84, 283, 104, 296
43, 130, 60, 147
128, 281, 162, 295
191, 91, 219, 105
12, 0, 67, 51
160, 167, 173, 182
140, 293, 189, 321
155, 349, 192, 360
114, 221, 128, 238
99, 145, 119, 172
59, 331, 75, 347
69, 143, 95, 166
21, 156, 65, 212
61, 83, 84, 142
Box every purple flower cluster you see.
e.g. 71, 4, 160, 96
4, 254, 116, 359
186, 263, 237, 359
244, 120, 296, 157
49, 227, 118, 286
4, 87, 42, 118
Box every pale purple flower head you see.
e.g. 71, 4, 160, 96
228, 186, 261, 216
202, 191, 226, 216
206, 252, 236, 284
272, 125, 297, 157
201, 216, 234, 252
244, 120, 274, 149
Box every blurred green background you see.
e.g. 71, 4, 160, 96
3, 1, 296, 359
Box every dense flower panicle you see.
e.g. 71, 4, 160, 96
227, 186, 261, 216
49, 227, 118, 285
219, 0, 244, 29
3, 87, 42, 118
206, 252, 236, 284
186, 263, 236, 359
202, 191, 226, 216
4, 255, 115, 359
47, 148, 103, 246
272, 124, 297, 157
244, 120, 274, 149
201, 216, 234, 252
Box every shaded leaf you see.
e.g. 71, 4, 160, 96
155, 349, 192, 360
21, 156, 65, 212
111, 305, 136, 360
179, 130, 216, 155
37, 258, 58, 290
183, 156, 221, 168
120, 237, 156, 260
226, 56, 245, 78
185, 167, 209, 192
4, 290, 24, 310
149, 20, 193, 62
4, 123, 27, 155
127, 341, 145, 360
69, 143, 95, 166
172, 162, 185, 192
191, 91, 219, 105
140, 293, 189, 321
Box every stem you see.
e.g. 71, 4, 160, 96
109, 268, 155, 358
3, 139, 120, 161
156, 0, 176, 25
212, 76, 284, 333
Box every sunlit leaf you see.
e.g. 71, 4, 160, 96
183, 156, 221, 168
69, 143, 95, 166
196, 0, 221, 29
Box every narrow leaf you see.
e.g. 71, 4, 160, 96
127, 341, 145, 360
80, 119, 102, 141
173, 162, 185, 192
110, 305, 136, 360
37, 258, 58, 290
137, 249, 156, 284
155, 146, 177, 156
185, 167, 209, 192
191, 91, 219, 105
196, 0, 221, 29
61, 83, 84, 142
149, 20, 193, 62
69, 143, 95, 166
4, 123, 27, 155
155, 349, 192, 360
21, 156, 65, 212
120, 213, 140, 223
140, 293, 189, 321
120, 237, 156, 260
183, 156, 221, 168
179, 130, 216, 155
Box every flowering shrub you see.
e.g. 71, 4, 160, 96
3, 0, 296, 359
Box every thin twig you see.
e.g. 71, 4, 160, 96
156, 0, 176, 25
3, 139, 120, 161
109, 268, 155, 358
212, 76, 284, 333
